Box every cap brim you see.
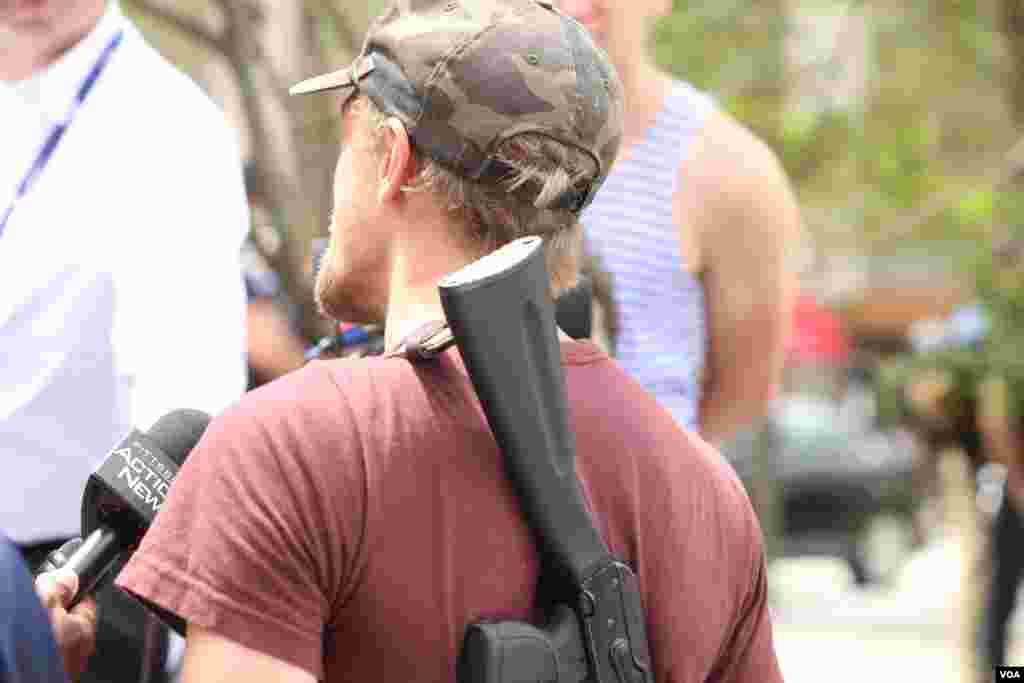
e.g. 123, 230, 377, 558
289, 68, 356, 96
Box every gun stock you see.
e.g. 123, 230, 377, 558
439, 237, 609, 587
442, 237, 654, 683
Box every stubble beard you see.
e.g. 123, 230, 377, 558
313, 257, 343, 321
313, 238, 385, 325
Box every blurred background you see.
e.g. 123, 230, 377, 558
121, 1, 1024, 680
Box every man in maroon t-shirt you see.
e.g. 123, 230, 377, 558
112, 1, 785, 681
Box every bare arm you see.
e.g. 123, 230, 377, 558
680, 112, 800, 446
181, 625, 317, 683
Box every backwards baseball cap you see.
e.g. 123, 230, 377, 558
289, 0, 623, 214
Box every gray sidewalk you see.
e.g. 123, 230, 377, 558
769, 530, 1024, 683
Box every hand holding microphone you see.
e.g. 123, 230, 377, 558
32, 409, 210, 679
36, 409, 211, 607
34, 567, 98, 681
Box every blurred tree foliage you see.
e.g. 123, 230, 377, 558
871, 198, 1024, 430
124, 0, 1024, 365
650, 0, 1024, 433
653, 0, 1017, 256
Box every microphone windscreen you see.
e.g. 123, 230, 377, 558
146, 409, 212, 467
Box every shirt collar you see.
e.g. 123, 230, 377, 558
12, 1, 125, 126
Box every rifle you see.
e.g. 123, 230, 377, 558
439, 236, 653, 683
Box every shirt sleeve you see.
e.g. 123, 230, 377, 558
0, 539, 70, 683
111, 112, 249, 430
709, 507, 784, 683
115, 367, 367, 679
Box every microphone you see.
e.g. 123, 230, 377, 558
37, 409, 211, 609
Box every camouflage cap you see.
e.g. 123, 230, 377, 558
290, 0, 623, 213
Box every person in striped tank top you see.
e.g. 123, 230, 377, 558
561, 0, 802, 446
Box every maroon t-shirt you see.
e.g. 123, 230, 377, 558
117, 340, 781, 682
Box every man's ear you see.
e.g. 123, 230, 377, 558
377, 118, 414, 204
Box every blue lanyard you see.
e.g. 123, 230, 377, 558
0, 29, 124, 239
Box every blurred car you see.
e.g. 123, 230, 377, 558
721, 388, 917, 585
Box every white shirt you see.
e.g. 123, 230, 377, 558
0, 2, 249, 544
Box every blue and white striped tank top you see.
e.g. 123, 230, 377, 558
583, 81, 714, 430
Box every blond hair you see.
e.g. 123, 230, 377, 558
356, 97, 597, 295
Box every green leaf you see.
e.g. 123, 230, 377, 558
953, 189, 996, 226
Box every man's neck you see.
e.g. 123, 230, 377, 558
382, 210, 481, 353
0, 3, 106, 81
382, 256, 578, 355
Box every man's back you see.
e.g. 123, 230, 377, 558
119, 340, 780, 682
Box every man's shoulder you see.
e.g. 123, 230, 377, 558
687, 107, 787, 196
572, 366, 760, 575
218, 356, 423, 436
580, 367, 760, 534
570, 356, 741, 487
221, 361, 351, 424
195, 356, 448, 495
678, 103, 799, 253
184, 363, 369, 488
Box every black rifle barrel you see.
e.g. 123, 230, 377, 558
439, 237, 609, 587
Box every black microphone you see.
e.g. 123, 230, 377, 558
37, 409, 211, 609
